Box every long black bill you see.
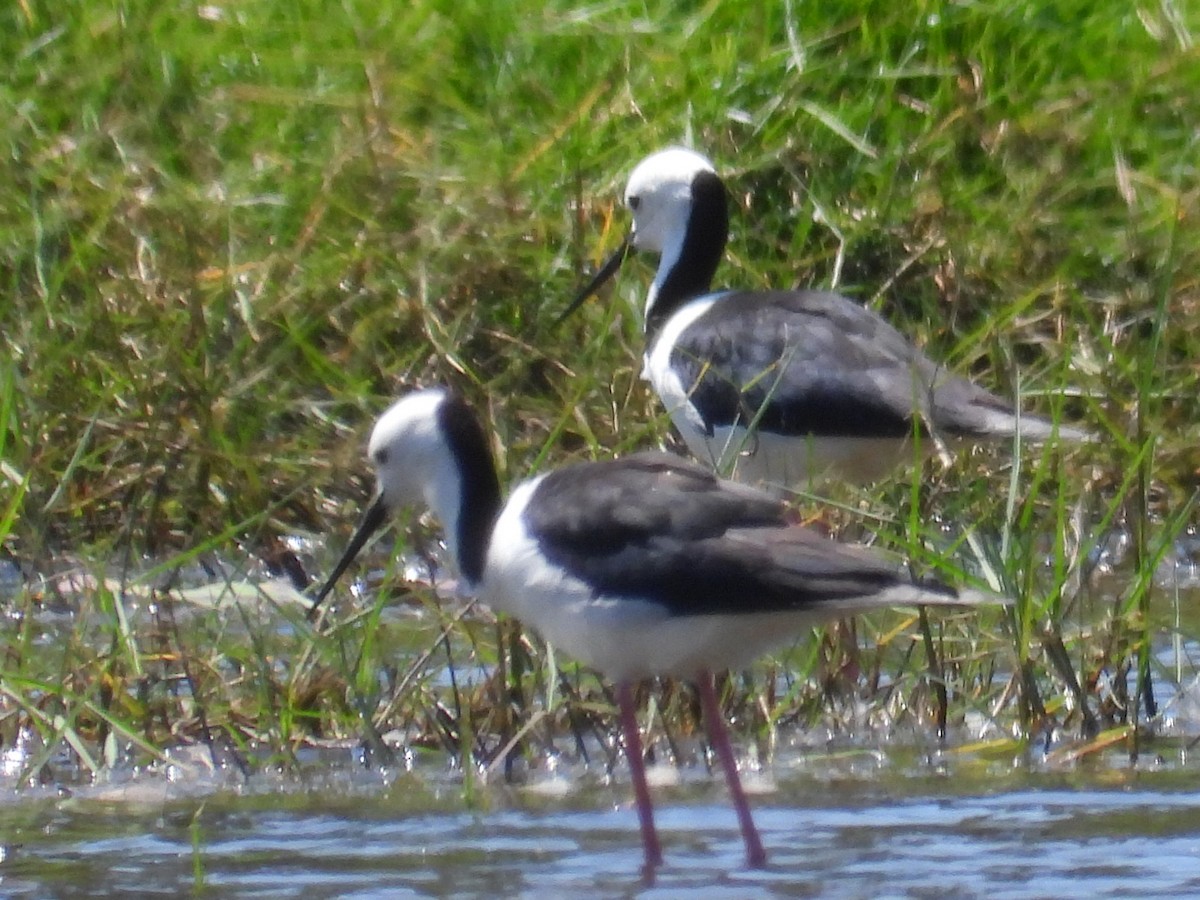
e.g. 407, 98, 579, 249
553, 235, 632, 327
307, 494, 390, 621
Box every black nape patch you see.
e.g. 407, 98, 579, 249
435, 392, 503, 585
647, 168, 729, 332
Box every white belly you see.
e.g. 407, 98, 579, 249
675, 421, 923, 489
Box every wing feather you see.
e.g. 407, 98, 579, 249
525, 451, 981, 617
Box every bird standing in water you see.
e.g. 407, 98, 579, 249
310, 387, 1002, 872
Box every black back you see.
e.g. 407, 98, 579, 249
667, 290, 1020, 439
523, 451, 945, 616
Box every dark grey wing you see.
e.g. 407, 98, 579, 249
721, 527, 956, 606
924, 370, 1028, 436
524, 450, 937, 617
527, 451, 787, 547
670, 290, 1024, 439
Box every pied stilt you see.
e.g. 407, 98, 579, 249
562, 147, 1088, 487
310, 387, 1002, 871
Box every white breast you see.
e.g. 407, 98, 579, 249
643, 293, 722, 437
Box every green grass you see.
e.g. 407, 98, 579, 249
1, 0, 1198, 783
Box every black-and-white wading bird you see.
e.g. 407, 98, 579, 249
561, 147, 1087, 487
309, 387, 1003, 872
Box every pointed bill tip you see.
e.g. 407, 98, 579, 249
552, 236, 631, 328
307, 494, 391, 622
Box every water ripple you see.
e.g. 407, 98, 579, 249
4, 772, 1200, 898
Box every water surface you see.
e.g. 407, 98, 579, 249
3, 751, 1199, 898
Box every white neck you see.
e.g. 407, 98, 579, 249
422, 452, 469, 583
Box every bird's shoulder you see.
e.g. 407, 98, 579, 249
672, 289, 936, 372
523, 451, 786, 545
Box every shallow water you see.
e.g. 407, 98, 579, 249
4, 753, 1200, 899
7, 528, 1200, 898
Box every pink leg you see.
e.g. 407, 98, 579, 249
697, 670, 767, 867
616, 681, 664, 872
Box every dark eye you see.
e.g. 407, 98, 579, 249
628, 195, 641, 211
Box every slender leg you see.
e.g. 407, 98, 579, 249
697, 670, 767, 867
616, 681, 664, 872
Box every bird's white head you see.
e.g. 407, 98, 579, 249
364, 387, 502, 587
624, 146, 716, 254
558, 146, 726, 334
367, 387, 455, 515
309, 387, 502, 618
